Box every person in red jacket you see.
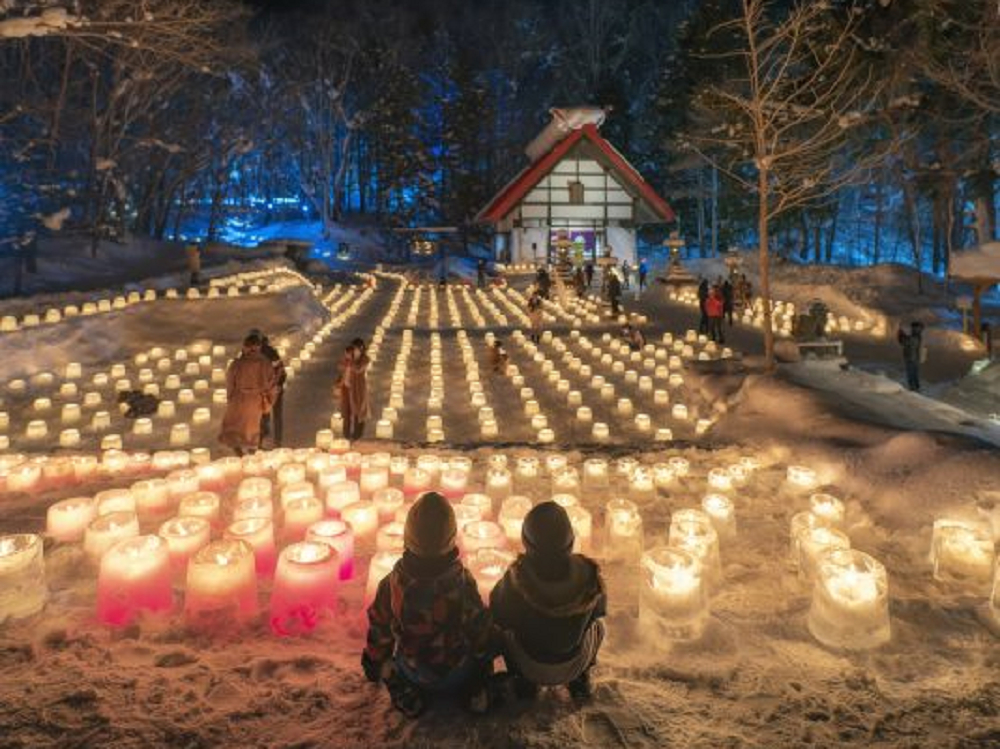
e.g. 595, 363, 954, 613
706, 286, 725, 344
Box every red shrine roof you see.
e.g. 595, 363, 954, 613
476, 123, 675, 225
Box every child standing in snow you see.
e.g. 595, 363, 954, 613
706, 286, 725, 344
898, 321, 925, 391
490, 502, 607, 702
362, 492, 494, 718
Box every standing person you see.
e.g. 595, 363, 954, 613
489, 338, 509, 374
491, 502, 606, 702
607, 269, 622, 318
528, 293, 544, 344
584, 262, 594, 289
536, 266, 551, 300
219, 333, 276, 457
477, 259, 486, 289
697, 278, 710, 335
362, 492, 493, 718
638, 258, 648, 291
706, 286, 725, 344
898, 321, 925, 391
722, 277, 734, 327
185, 241, 202, 287
573, 266, 586, 298
621, 260, 631, 290
257, 332, 287, 449
337, 338, 370, 441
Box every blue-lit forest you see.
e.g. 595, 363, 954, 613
0, 0, 997, 279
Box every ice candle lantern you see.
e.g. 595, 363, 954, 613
929, 519, 995, 592
270, 542, 339, 636
306, 520, 355, 580
640, 546, 708, 641
184, 539, 259, 623
46, 497, 97, 542
798, 525, 851, 581
85, 511, 141, 561
0, 534, 47, 622
807, 548, 890, 650
668, 509, 722, 585
605, 498, 643, 563
460, 520, 506, 554
96, 535, 172, 626
467, 548, 515, 602
158, 516, 211, 580
498, 496, 532, 544
365, 550, 401, 605
341, 501, 379, 541
225, 517, 277, 576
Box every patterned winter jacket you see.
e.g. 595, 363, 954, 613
364, 550, 492, 685
490, 553, 606, 664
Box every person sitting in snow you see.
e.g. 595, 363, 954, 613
362, 492, 494, 718
490, 502, 607, 702
621, 323, 646, 351
897, 321, 925, 392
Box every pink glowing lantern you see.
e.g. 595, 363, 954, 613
96, 535, 173, 626
498, 496, 532, 544
325, 480, 361, 515
461, 493, 493, 520
237, 477, 273, 503
233, 495, 273, 522
439, 468, 469, 500
373, 488, 405, 522
46, 497, 97, 542
95, 488, 136, 517
280, 481, 316, 510
282, 496, 325, 542
341, 501, 379, 541
184, 539, 258, 623
158, 516, 211, 580
359, 466, 389, 497
131, 478, 173, 522
402, 467, 432, 498
177, 491, 221, 526
225, 517, 277, 576
306, 519, 355, 580
270, 542, 339, 636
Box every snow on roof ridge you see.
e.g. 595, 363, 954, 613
525, 106, 608, 163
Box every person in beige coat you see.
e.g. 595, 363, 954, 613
219, 333, 277, 455
337, 338, 370, 441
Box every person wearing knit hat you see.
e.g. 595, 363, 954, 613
490, 501, 607, 702
362, 492, 494, 718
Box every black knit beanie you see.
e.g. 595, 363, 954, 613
522, 501, 575, 559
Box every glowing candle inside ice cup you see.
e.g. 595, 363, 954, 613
46, 497, 97, 542
269, 542, 339, 636
184, 539, 259, 623
0, 534, 47, 622
306, 520, 355, 580
96, 535, 173, 626
807, 548, 890, 650
225, 517, 277, 576
640, 546, 708, 641
158, 516, 211, 580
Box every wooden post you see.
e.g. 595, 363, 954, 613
973, 283, 984, 339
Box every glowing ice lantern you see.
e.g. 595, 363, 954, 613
402, 468, 431, 498
440, 469, 469, 500
629, 468, 655, 500
576, 406, 593, 424
225, 517, 277, 576
131, 479, 172, 521
341, 501, 379, 540
707, 468, 733, 492
605, 498, 644, 563
461, 493, 494, 521
808, 548, 890, 650
270, 541, 339, 635
460, 520, 506, 554
84, 511, 141, 562
373, 487, 405, 522
158, 516, 211, 580
929, 520, 995, 591
184, 539, 258, 623
360, 466, 389, 497
467, 548, 515, 602
668, 457, 690, 477
786, 465, 818, 492
498, 496, 532, 544
798, 525, 851, 581
567, 505, 593, 553
809, 493, 845, 527
283, 497, 325, 542
480, 470, 510, 503
640, 546, 708, 641
592, 422, 610, 441
95, 488, 136, 516
306, 520, 355, 580
0, 534, 47, 622
46, 497, 97, 542
671, 404, 688, 421
25, 420, 48, 440
365, 550, 401, 605
669, 509, 722, 586
701, 494, 736, 541
94, 535, 174, 626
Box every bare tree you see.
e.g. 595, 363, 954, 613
685, 0, 882, 369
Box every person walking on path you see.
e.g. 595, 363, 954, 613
584, 262, 594, 289
256, 331, 287, 448
706, 285, 725, 344
185, 241, 202, 287
573, 266, 586, 298
607, 269, 623, 319
722, 277, 734, 326
490, 501, 607, 702
219, 333, 277, 456
898, 321, 925, 391
477, 259, 487, 289
697, 278, 710, 335
638, 258, 648, 291
621, 260, 632, 290
536, 266, 551, 300
528, 293, 544, 343
337, 338, 371, 441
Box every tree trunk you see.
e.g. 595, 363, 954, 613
873, 179, 883, 265
696, 169, 705, 257
759, 168, 775, 371
711, 166, 719, 257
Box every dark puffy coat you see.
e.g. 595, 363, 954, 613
490, 554, 606, 664
365, 550, 492, 685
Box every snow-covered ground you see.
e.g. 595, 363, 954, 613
0, 258, 998, 748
